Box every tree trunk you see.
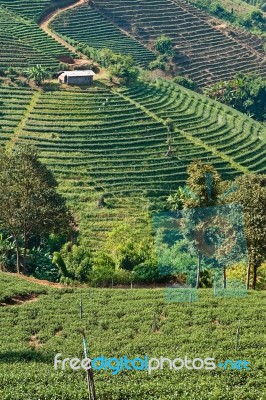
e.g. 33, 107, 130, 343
252, 265, 258, 290
246, 262, 251, 290
23, 230, 27, 274
223, 267, 227, 289
14, 238, 20, 274
196, 253, 201, 289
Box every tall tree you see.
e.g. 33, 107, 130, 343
0, 145, 73, 273
227, 174, 266, 289
168, 160, 224, 288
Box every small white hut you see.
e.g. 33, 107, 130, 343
58, 70, 95, 85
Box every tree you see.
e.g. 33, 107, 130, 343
227, 174, 266, 290
0, 145, 73, 273
25, 65, 50, 86
173, 76, 199, 92
154, 35, 174, 56
108, 54, 139, 85
167, 160, 224, 288
205, 73, 266, 121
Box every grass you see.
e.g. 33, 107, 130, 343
0, 272, 265, 399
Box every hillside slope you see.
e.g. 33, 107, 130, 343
0, 5, 72, 69
89, 0, 266, 86
51, 5, 156, 67
0, 282, 265, 399
1, 81, 265, 246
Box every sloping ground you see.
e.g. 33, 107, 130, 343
0, 286, 265, 398
0, 271, 47, 304
0, 0, 51, 20
0, 87, 33, 145
0, 31, 59, 70
51, 5, 156, 67
0, 0, 76, 21
2, 81, 265, 246
0, 5, 72, 69
91, 0, 266, 86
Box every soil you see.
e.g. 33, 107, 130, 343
0, 294, 39, 307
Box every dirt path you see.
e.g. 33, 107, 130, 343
39, 0, 85, 55
0, 294, 39, 307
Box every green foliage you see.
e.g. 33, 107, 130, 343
205, 73, 266, 121
185, 160, 222, 208
51, 5, 155, 67
0, 144, 73, 273
1, 276, 266, 398
104, 222, 153, 271
89, 252, 116, 287
209, 2, 235, 21
154, 35, 174, 56
132, 261, 162, 283
28, 247, 58, 282
52, 251, 68, 278
226, 174, 266, 289
190, 0, 265, 33
173, 76, 199, 91
0, 233, 16, 272
261, 2, 266, 11
0, 271, 47, 303
60, 242, 93, 282
148, 55, 168, 71
25, 65, 50, 86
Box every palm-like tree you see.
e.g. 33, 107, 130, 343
25, 65, 50, 86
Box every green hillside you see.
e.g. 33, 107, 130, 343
0, 86, 33, 144
0, 271, 46, 303
0, 0, 75, 21
88, 0, 266, 86
0, 274, 265, 399
1, 80, 265, 247
51, 5, 156, 67
0, 5, 72, 69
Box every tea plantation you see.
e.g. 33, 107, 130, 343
89, 0, 266, 86
51, 5, 156, 67
0, 4, 72, 70
0, 272, 265, 399
1, 80, 264, 246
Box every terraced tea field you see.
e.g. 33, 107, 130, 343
0, 272, 265, 399
1, 80, 264, 247
0, 0, 74, 21
0, 87, 33, 145
0, 5, 72, 70
90, 0, 266, 86
51, 5, 156, 67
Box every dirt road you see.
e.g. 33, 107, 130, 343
39, 0, 85, 55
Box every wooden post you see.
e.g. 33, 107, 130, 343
82, 332, 97, 400
235, 321, 241, 351
79, 298, 97, 400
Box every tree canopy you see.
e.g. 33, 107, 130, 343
0, 145, 73, 273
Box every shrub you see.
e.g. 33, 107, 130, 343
173, 76, 199, 91
148, 56, 167, 71
59, 243, 93, 282
154, 35, 174, 56
89, 252, 116, 287
132, 262, 162, 283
